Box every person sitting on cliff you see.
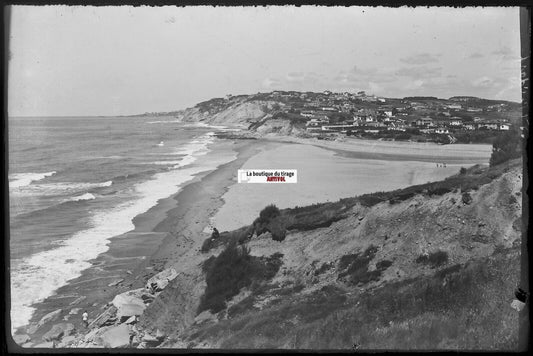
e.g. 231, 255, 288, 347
82, 310, 89, 328
211, 227, 220, 240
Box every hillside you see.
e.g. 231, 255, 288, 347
138, 158, 523, 350
171, 91, 521, 143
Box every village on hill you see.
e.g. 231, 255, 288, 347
138, 89, 521, 145
242, 90, 521, 144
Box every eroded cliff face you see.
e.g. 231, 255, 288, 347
141, 160, 523, 350
178, 97, 282, 126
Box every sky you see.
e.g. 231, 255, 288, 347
8, 6, 523, 117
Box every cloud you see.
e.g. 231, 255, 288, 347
262, 77, 282, 89
492, 46, 512, 55
400, 53, 440, 65
469, 52, 484, 59
471, 76, 494, 88
286, 72, 305, 82
395, 66, 442, 78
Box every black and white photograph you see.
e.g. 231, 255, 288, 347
5, 5, 529, 351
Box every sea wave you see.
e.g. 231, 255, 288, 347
9, 171, 56, 188
10, 133, 218, 331
146, 119, 182, 124
11, 180, 112, 197
65, 193, 96, 202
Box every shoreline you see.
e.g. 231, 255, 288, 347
15, 137, 266, 346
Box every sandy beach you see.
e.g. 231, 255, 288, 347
212, 138, 492, 231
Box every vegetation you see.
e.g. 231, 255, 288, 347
253, 204, 287, 242
337, 246, 391, 286
198, 242, 283, 314
489, 128, 522, 166
415, 250, 449, 268
187, 248, 519, 350
200, 225, 254, 253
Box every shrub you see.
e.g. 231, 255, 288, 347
462, 191, 472, 205
198, 242, 283, 314
416, 250, 448, 268
258, 204, 281, 224
337, 245, 388, 286
489, 128, 521, 166
459, 167, 467, 175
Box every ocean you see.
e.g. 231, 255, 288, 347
8, 115, 232, 331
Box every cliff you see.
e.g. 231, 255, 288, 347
140, 158, 523, 350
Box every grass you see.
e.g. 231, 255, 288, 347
337, 246, 391, 286
187, 247, 520, 350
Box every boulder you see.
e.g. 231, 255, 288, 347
124, 316, 137, 324
37, 309, 62, 327
26, 324, 38, 335
34, 341, 54, 348
142, 333, 159, 343
141, 333, 161, 347
112, 289, 146, 320
59, 335, 76, 346
117, 303, 146, 321
99, 324, 131, 348
87, 306, 117, 329
140, 293, 155, 303
42, 323, 75, 342
69, 308, 81, 315
155, 329, 166, 340
12, 334, 31, 345
145, 268, 179, 293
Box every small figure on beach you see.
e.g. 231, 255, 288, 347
82, 310, 89, 328
211, 227, 220, 240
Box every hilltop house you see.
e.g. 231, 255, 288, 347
415, 117, 434, 127
449, 118, 463, 126
499, 123, 510, 131
435, 127, 450, 135
306, 116, 330, 127
463, 123, 476, 130
478, 122, 499, 130
301, 110, 316, 118
447, 104, 462, 110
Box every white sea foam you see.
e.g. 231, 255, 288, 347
182, 122, 229, 129
146, 119, 182, 124
100, 181, 113, 187
9, 171, 56, 188
65, 193, 96, 202
11, 180, 113, 197
10, 133, 220, 331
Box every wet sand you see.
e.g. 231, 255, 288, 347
212, 139, 491, 232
